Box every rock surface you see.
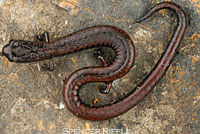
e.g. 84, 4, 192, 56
0, 0, 200, 133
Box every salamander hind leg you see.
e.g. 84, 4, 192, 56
94, 48, 113, 94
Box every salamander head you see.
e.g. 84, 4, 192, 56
2, 40, 38, 63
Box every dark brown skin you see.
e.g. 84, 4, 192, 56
1, 2, 187, 121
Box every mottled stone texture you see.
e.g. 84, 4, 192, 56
0, 0, 199, 134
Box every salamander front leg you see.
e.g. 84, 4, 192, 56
94, 49, 113, 94
35, 32, 54, 71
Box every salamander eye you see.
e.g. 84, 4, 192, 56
7, 40, 17, 47
13, 42, 19, 47
9, 40, 19, 47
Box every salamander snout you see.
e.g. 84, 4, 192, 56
2, 40, 14, 62
2, 40, 33, 62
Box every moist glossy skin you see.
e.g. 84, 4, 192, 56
2, 2, 187, 121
